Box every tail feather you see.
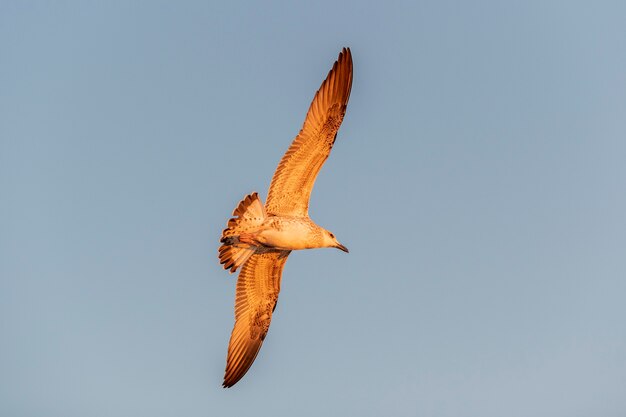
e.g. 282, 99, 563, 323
231, 192, 266, 220
219, 192, 266, 273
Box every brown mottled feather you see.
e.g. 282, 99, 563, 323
219, 192, 266, 273
222, 250, 290, 388
265, 48, 353, 217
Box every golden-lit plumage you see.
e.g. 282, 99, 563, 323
219, 48, 353, 387
266, 48, 353, 217
222, 249, 290, 388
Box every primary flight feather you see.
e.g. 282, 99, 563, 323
219, 48, 353, 388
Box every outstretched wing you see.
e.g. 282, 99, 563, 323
265, 48, 353, 217
222, 249, 291, 388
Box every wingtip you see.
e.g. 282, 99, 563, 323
340, 47, 352, 62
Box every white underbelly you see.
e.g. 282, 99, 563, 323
256, 220, 315, 250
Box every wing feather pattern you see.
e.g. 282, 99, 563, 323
222, 249, 291, 388
265, 48, 353, 216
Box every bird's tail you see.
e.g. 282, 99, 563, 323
219, 192, 266, 273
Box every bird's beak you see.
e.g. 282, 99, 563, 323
335, 243, 349, 253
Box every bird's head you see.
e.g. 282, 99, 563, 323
322, 229, 349, 253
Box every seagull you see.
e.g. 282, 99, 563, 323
218, 48, 353, 388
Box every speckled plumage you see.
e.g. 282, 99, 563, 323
218, 48, 353, 388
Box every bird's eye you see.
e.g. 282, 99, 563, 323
329, 233, 334, 238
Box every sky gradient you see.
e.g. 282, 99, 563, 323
2, 1, 626, 416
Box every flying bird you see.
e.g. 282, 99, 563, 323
218, 48, 353, 387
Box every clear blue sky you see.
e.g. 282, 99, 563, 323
2, 1, 625, 416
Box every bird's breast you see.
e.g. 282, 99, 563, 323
256, 217, 320, 250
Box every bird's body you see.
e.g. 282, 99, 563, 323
253, 216, 329, 250
218, 48, 353, 387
